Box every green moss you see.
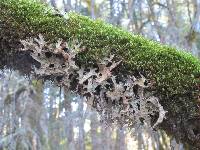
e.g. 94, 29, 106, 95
0, 0, 200, 100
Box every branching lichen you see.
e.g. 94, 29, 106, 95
20, 34, 167, 130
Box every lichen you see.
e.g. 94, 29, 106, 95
20, 34, 167, 129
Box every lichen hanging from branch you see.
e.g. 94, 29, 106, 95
20, 34, 167, 130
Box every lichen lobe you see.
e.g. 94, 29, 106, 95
20, 34, 167, 130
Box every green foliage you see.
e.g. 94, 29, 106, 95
0, 0, 200, 101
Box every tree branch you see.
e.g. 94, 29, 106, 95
0, 0, 200, 148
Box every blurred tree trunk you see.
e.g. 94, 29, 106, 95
118, 0, 126, 26
75, 0, 82, 13
101, 127, 112, 150
137, 128, 144, 150
185, 0, 200, 55
109, 0, 115, 24
166, 0, 181, 46
91, 0, 95, 19
147, 0, 165, 43
115, 128, 126, 150
77, 96, 85, 150
64, 87, 75, 150
48, 87, 60, 150
128, 0, 139, 32
90, 111, 99, 150
50, 0, 57, 8
20, 80, 47, 150
63, 0, 72, 12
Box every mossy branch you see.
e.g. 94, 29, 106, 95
0, 0, 200, 148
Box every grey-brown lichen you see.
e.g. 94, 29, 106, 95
20, 34, 167, 129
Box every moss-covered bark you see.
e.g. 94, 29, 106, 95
0, 0, 200, 148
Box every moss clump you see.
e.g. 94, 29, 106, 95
0, 0, 69, 40
0, 0, 200, 100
